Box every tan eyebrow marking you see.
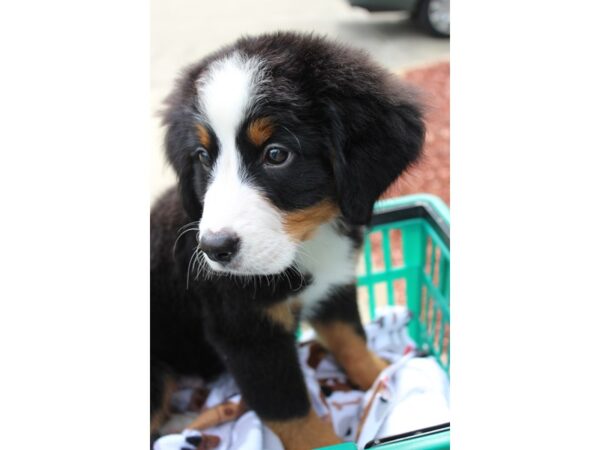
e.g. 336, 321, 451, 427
247, 117, 274, 147
196, 124, 211, 148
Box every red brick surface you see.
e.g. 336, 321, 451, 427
382, 62, 450, 206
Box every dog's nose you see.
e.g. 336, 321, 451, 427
199, 230, 240, 263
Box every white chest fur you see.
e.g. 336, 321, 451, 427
294, 222, 358, 317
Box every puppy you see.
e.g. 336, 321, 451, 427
151, 32, 424, 449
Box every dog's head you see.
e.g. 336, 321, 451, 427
163, 32, 424, 275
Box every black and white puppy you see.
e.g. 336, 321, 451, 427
151, 32, 424, 449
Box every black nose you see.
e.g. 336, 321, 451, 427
199, 230, 240, 263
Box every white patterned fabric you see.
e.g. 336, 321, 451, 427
154, 306, 449, 450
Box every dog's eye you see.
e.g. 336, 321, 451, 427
194, 147, 210, 165
263, 145, 291, 167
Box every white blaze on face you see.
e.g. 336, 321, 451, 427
196, 54, 297, 274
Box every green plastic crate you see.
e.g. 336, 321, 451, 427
317, 194, 450, 450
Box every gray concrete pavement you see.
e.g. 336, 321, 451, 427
151, 0, 449, 198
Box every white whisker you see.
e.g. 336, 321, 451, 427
173, 220, 201, 258
186, 247, 200, 290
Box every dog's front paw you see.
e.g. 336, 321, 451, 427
153, 429, 220, 450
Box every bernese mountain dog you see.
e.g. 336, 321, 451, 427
151, 31, 425, 449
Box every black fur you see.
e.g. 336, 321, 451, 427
151, 188, 312, 419
151, 32, 424, 429
162, 32, 424, 224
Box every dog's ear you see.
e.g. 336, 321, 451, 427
161, 63, 208, 221
163, 112, 203, 220
324, 75, 425, 226
178, 161, 203, 221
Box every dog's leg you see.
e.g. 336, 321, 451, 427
150, 358, 176, 436
309, 284, 388, 391
204, 300, 340, 450
264, 409, 340, 450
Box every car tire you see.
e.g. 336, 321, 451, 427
417, 0, 450, 38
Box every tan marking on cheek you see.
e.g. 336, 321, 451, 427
196, 124, 211, 148
310, 321, 389, 390
247, 117, 274, 147
283, 200, 340, 241
264, 299, 302, 332
265, 409, 341, 449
